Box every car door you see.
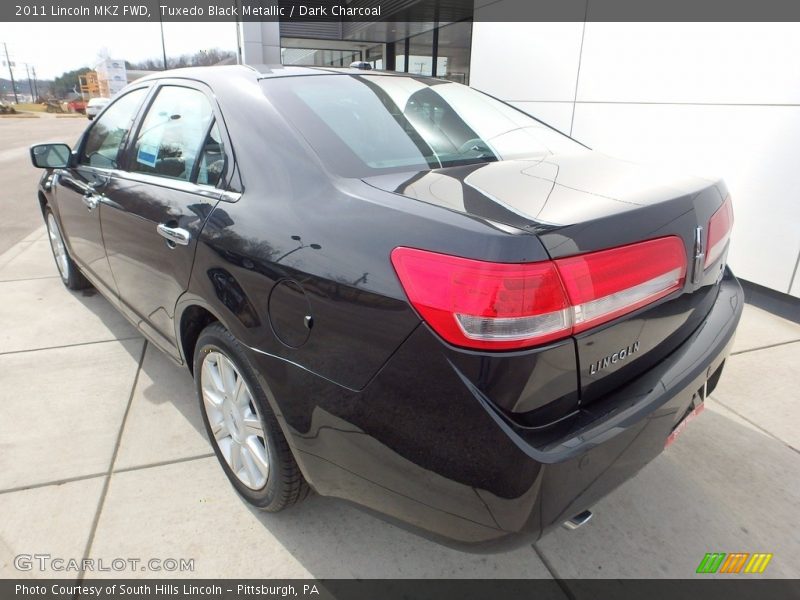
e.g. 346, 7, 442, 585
100, 81, 234, 359
53, 87, 149, 295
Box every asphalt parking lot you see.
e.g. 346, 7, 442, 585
1, 117, 799, 581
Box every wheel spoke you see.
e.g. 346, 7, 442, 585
202, 355, 225, 394
245, 437, 270, 477
233, 376, 250, 409
242, 443, 267, 487
242, 414, 264, 438
210, 418, 229, 441
230, 441, 243, 473
217, 437, 232, 463
217, 356, 236, 394
202, 386, 224, 411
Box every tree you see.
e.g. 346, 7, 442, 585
126, 49, 236, 71
51, 67, 91, 98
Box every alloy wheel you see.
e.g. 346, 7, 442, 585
200, 351, 271, 489
46, 212, 69, 280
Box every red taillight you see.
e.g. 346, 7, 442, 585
705, 196, 734, 268
391, 236, 687, 351
390, 247, 572, 350
555, 236, 687, 333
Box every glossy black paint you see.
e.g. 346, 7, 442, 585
35, 65, 742, 549
52, 164, 119, 293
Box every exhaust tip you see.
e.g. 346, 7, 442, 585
563, 510, 593, 531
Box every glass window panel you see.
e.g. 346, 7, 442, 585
80, 88, 147, 169
282, 48, 361, 67
436, 21, 472, 84
366, 45, 383, 70
407, 29, 434, 76
393, 41, 406, 72
196, 122, 226, 187
131, 86, 213, 181
262, 74, 584, 178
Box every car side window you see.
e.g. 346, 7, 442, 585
194, 122, 226, 187
80, 88, 148, 169
131, 86, 214, 182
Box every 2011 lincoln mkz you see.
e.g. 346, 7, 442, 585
30, 65, 742, 550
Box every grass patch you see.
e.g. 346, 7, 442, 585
13, 103, 48, 113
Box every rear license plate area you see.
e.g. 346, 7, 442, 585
665, 383, 707, 448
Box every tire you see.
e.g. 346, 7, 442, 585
193, 322, 310, 511
45, 208, 91, 290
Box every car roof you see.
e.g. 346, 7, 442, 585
133, 64, 435, 85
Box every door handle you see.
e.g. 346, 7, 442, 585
157, 223, 191, 247
81, 192, 99, 211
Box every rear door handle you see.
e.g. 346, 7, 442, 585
156, 223, 191, 247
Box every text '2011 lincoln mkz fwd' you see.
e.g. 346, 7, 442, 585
30, 65, 741, 550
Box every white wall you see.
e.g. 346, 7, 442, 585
471, 17, 800, 297
239, 21, 281, 65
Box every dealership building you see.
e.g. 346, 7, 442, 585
239, 3, 800, 299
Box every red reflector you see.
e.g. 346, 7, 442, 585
391, 236, 687, 351
555, 236, 687, 333
705, 196, 734, 268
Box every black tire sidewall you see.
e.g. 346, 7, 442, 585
193, 324, 285, 509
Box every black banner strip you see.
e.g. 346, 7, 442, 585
3, 579, 800, 600
5, 0, 800, 23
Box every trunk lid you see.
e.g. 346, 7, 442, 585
364, 151, 730, 406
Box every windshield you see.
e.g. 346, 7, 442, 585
261, 74, 584, 177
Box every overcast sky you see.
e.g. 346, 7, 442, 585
0, 22, 239, 79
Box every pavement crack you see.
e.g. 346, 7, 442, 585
532, 542, 576, 599
709, 394, 798, 453
0, 472, 106, 496
112, 453, 215, 475
0, 275, 60, 283
76, 340, 147, 583
730, 338, 800, 356
0, 337, 143, 356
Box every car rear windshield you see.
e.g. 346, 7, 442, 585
261, 74, 583, 178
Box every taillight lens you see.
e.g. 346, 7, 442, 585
555, 237, 687, 333
390, 247, 572, 350
705, 196, 734, 268
391, 236, 687, 351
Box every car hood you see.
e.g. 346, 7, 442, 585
362, 151, 714, 233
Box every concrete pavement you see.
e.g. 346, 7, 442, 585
0, 118, 798, 582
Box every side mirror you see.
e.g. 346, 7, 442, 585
30, 143, 72, 169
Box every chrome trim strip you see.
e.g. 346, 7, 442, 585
219, 190, 242, 203
113, 171, 226, 201
692, 225, 705, 284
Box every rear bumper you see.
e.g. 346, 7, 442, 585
248, 269, 743, 551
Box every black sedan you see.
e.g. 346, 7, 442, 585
30, 65, 742, 550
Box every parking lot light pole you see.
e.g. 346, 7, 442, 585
159, 16, 168, 69
3, 42, 18, 103
24, 64, 33, 100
